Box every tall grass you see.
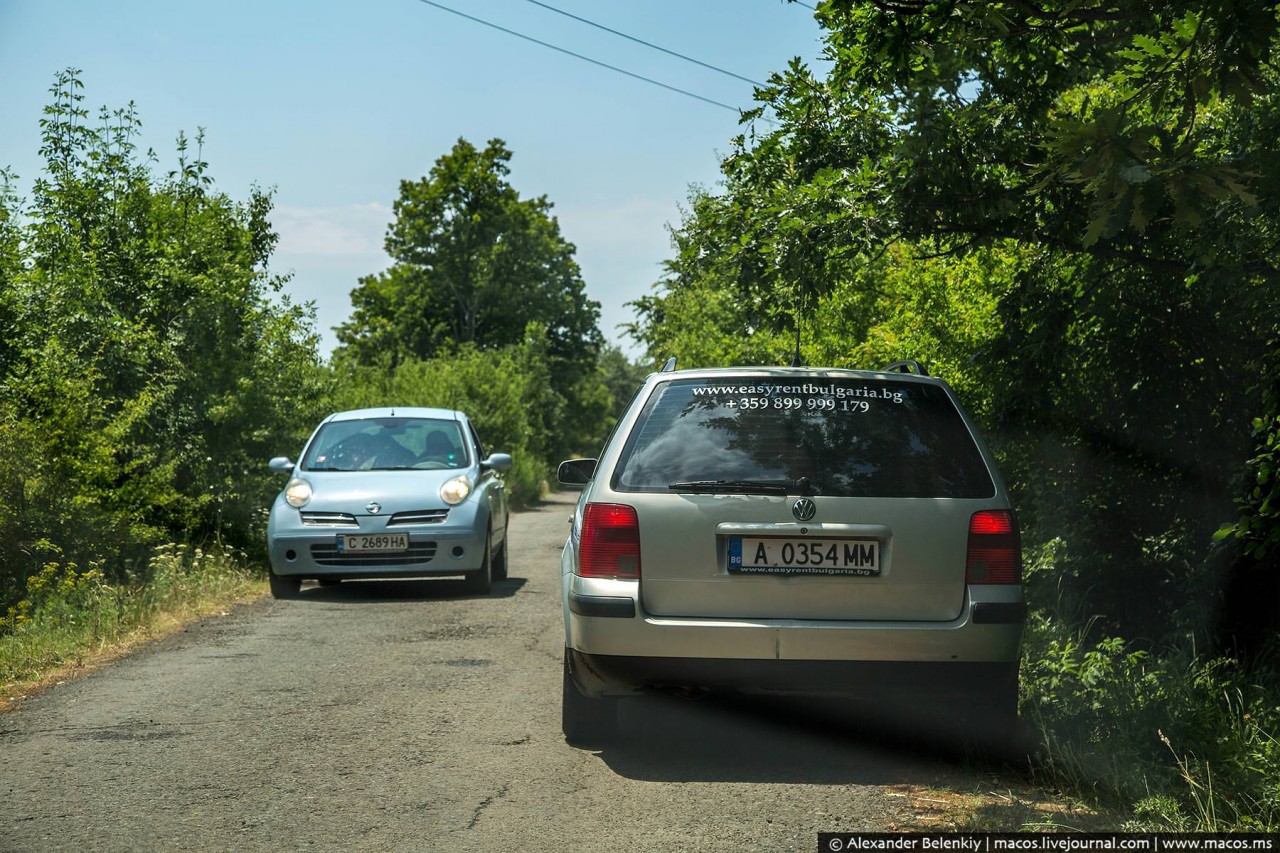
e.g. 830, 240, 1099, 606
0, 545, 264, 691
1020, 541, 1280, 830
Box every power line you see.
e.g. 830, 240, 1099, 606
520, 0, 766, 88
410, 0, 747, 116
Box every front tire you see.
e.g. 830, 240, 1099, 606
562, 650, 618, 746
463, 533, 493, 595
268, 568, 301, 599
491, 536, 508, 582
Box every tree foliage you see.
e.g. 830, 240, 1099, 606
0, 70, 328, 609
634, 2, 1280, 647
335, 138, 603, 380
333, 137, 614, 466
327, 325, 615, 504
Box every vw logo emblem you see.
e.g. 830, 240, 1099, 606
792, 498, 816, 521
366, 501, 382, 515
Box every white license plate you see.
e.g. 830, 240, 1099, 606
337, 533, 409, 553
729, 537, 880, 576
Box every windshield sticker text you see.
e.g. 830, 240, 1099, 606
691, 382, 905, 412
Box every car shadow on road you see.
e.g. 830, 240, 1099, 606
291, 576, 528, 603
591, 693, 1036, 785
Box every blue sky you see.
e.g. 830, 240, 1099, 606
0, 0, 827, 360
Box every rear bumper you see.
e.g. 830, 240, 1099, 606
562, 572, 1025, 694
570, 590, 1026, 626
568, 648, 1019, 700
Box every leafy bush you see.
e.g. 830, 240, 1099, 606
326, 328, 614, 505
1021, 539, 1280, 830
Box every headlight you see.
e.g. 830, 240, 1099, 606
284, 477, 313, 508
440, 475, 473, 506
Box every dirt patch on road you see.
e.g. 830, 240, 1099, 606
886, 780, 1121, 831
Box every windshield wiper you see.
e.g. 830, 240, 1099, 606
667, 479, 790, 495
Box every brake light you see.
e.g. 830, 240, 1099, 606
966, 509, 1021, 584
578, 503, 641, 579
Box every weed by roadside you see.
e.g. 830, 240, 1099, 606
1018, 542, 1280, 831
0, 544, 265, 705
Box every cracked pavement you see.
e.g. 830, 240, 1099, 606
0, 491, 969, 852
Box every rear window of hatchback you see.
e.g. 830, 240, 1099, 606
612, 377, 995, 499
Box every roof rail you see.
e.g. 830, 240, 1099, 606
882, 359, 929, 376
661, 356, 678, 373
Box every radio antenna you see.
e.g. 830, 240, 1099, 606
789, 315, 802, 367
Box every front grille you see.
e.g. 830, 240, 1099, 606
388, 509, 449, 525
300, 512, 359, 527
310, 541, 439, 567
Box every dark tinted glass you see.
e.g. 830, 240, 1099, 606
613, 378, 994, 498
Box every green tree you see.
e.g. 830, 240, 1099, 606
596, 344, 650, 426
0, 69, 327, 608
634, 2, 1280, 645
336, 138, 603, 376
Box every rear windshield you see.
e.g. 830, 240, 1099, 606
613, 378, 994, 498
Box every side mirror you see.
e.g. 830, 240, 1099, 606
557, 458, 597, 486
482, 452, 513, 473
268, 456, 296, 474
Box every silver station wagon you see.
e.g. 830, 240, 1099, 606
557, 363, 1025, 746
266, 407, 512, 598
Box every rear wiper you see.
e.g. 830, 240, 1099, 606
667, 479, 790, 495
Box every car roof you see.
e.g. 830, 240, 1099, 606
650, 366, 940, 382
323, 407, 465, 423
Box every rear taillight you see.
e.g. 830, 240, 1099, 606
966, 509, 1021, 584
578, 503, 641, 579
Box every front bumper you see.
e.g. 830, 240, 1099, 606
267, 504, 488, 579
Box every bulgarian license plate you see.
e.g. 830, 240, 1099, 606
337, 533, 409, 553
729, 536, 880, 576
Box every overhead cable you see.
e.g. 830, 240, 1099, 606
411, 0, 746, 115
521, 0, 766, 88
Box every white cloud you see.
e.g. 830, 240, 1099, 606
272, 203, 392, 258
556, 196, 681, 353
556, 196, 678, 258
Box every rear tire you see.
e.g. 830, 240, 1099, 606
562, 650, 618, 746
463, 533, 493, 595
268, 569, 301, 599
957, 663, 1021, 757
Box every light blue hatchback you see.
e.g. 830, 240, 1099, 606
266, 407, 512, 598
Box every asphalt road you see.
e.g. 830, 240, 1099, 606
1, 491, 985, 853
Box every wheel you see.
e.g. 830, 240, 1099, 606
956, 663, 1022, 757
463, 533, 493, 595
268, 568, 302, 599
562, 650, 618, 746
491, 536, 508, 582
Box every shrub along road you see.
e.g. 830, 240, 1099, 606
0, 491, 1024, 851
